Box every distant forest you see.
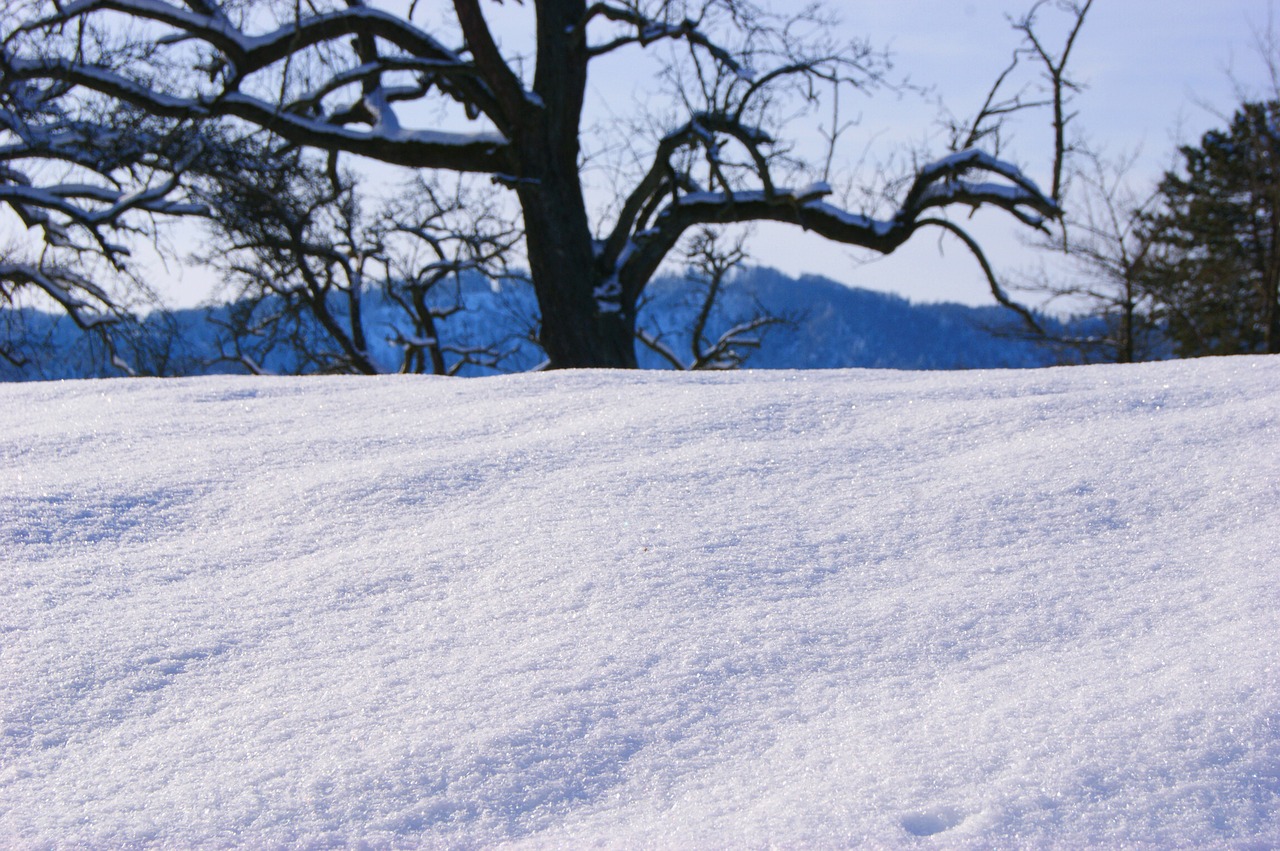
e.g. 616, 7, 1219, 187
0, 267, 1128, 381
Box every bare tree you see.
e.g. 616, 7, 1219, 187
1012, 148, 1165, 363
196, 143, 520, 375
2, 0, 1070, 369
637, 226, 788, 369
1000, 1, 1171, 363
196, 146, 386, 374
378, 175, 524, 375
0, 63, 204, 368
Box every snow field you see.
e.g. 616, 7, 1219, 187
1, 358, 1278, 847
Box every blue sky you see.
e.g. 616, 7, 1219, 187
757, 0, 1279, 306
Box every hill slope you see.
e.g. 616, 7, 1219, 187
1, 269, 1073, 380
2, 358, 1277, 847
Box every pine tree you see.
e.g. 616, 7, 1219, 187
1142, 101, 1280, 356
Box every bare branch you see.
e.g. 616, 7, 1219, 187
918, 217, 1046, 336
1011, 0, 1094, 203
582, 1, 750, 78
613, 148, 1061, 305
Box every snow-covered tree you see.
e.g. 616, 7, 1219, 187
0, 67, 204, 367
3, 0, 1066, 368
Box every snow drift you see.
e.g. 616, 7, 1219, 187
2, 358, 1278, 847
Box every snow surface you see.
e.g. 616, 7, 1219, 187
2, 358, 1278, 848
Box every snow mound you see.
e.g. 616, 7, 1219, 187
2, 358, 1278, 847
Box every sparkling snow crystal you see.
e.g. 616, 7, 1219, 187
2, 359, 1278, 846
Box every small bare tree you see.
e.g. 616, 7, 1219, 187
197, 146, 521, 375
196, 147, 385, 374
930, 0, 1163, 362
378, 176, 524, 375
637, 227, 789, 370
915, 0, 1093, 339
1013, 148, 1165, 363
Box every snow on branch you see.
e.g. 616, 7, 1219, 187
902, 148, 1060, 227
32, 0, 469, 84
600, 111, 775, 272
607, 148, 1060, 304
2, 103, 207, 247
581, 2, 754, 79
10, 0, 514, 154
0, 260, 118, 328
2, 54, 512, 172
0, 62, 215, 347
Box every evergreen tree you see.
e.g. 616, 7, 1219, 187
1142, 101, 1280, 356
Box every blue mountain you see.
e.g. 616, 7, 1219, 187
1, 268, 1073, 380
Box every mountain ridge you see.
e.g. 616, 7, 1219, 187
2, 267, 1077, 380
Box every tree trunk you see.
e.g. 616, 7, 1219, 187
1120, 300, 1134, 364
514, 0, 638, 369
1265, 272, 1280, 354
515, 179, 636, 368
1267, 213, 1280, 354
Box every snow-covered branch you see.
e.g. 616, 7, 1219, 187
609, 148, 1060, 306
30, 0, 480, 96
582, 1, 752, 80
0, 261, 116, 326
0, 68, 208, 348
3, 55, 512, 172
6, 0, 520, 170
600, 111, 773, 272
